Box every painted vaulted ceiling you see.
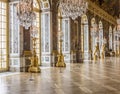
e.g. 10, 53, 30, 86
90, 0, 120, 18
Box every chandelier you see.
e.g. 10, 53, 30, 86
17, 0, 36, 29
59, 0, 88, 20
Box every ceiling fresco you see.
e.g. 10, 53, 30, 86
90, 0, 120, 18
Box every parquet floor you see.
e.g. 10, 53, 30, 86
0, 57, 120, 94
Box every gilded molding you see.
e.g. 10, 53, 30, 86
0, 0, 8, 2
86, 0, 117, 25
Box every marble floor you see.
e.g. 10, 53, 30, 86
0, 57, 120, 94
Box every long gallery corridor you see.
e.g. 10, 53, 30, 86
0, 0, 120, 94
0, 57, 120, 94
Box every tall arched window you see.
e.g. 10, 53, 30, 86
9, 2, 21, 71
41, 0, 51, 64
62, 18, 70, 52
81, 14, 89, 59
99, 21, 103, 51
91, 18, 96, 53
0, 1, 8, 71
113, 27, 117, 52
109, 26, 112, 50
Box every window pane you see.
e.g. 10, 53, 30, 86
1, 62, 6, 68
2, 3, 6, 9
0, 57, 6, 62
1, 36, 6, 41
2, 9, 6, 15
0, 49, 7, 54
2, 29, 6, 35
0, 49, 5, 54
2, 22, 6, 28
2, 16, 6, 22
1, 42, 6, 48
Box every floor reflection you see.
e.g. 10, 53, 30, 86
0, 57, 120, 94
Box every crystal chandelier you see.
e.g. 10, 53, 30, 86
59, 0, 88, 20
17, 0, 36, 29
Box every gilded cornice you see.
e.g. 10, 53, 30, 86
86, 0, 117, 25
0, 0, 8, 2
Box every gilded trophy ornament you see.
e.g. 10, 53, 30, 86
93, 43, 99, 61
28, 26, 41, 73
56, 31, 66, 67
28, 38, 41, 73
100, 44, 106, 59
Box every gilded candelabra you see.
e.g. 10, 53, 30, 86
28, 26, 40, 73
93, 43, 99, 61
100, 38, 106, 59
100, 44, 105, 59
56, 31, 66, 67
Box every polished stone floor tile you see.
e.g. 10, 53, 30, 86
0, 57, 120, 94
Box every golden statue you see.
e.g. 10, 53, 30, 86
28, 38, 40, 73
56, 53, 66, 67
93, 43, 99, 61
100, 44, 106, 59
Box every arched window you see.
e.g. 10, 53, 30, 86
113, 27, 117, 52
62, 18, 70, 52
81, 15, 89, 52
91, 18, 96, 52
0, 1, 8, 71
109, 26, 112, 50
9, 2, 21, 71
99, 21, 103, 51
41, 0, 51, 64
81, 14, 89, 59
9, 2, 19, 54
